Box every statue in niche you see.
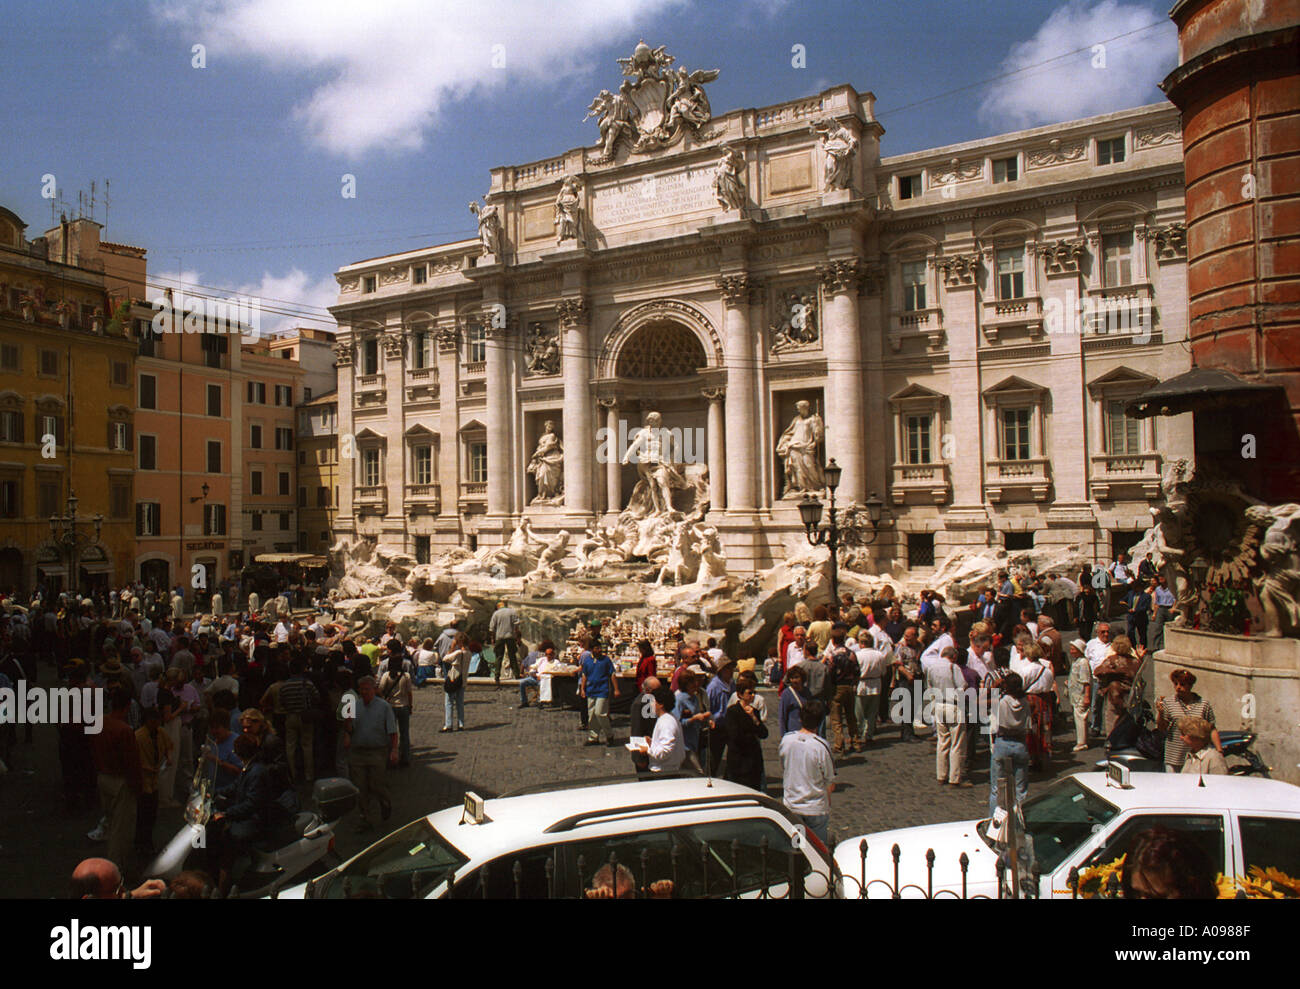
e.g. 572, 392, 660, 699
554, 176, 583, 245
713, 147, 746, 211
811, 118, 858, 191
769, 288, 819, 353
527, 420, 564, 504
622, 411, 688, 516
469, 196, 501, 258
524, 323, 560, 376
776, 400, 826, 496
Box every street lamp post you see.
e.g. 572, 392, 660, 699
798, 460, 885, 607
48, 490, 103, 598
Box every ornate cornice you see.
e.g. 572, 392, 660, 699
435, 325, 459, 353
1153, 222, 1187, 261
381, 332, 404, 359
1037, 238, 1086, 274
936, 254, 980, 287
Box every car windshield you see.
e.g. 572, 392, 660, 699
1018, 777, 1119, 875
310, 819, 468, 899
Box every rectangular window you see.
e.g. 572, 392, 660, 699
251, 471, 263, 495
139, 374, 157, 410
206, 384, 222, 417
279, 511, 290, 530
303, 387, 312, 401
139, 435, 157, 470
37, 481, 58, 519
414, 535, 431, 565
413, 445, 432, 484
1004, 531, 1035, 551
361, 448, 381, 487
1097, 136, 1126, 165
469, 442, 488, 484
110, 482, 130, 519
251, 512, 263, 532
0, 344, 19, 371
200, 333, 228, 368
996, 248, 1025, 300
412, 266, 427, 285
0, 411, 21, 443
111, 361, 129, 386
904, 415, 932, 464
317, 486, 330, 507
362, 339, 379, 375
250, 424, 263, 449
137, 321, 159, 358
1000, 408, 1032, 461
901, 261, 927, 312
992, 156, 1018, 183
110, 420, 129, 451
38, 349, 58, 376
39, 413, 64, 448
1102, 231, 1133, 287
298, 486, 307, 507
363, 275, 376, 294
203, 502, 227, 536
278, 471, 290, 496
247, 381, 266, 404
907, 533, 935, 568
467, 324, 486, 363
413, 332, 433, 369
898, 174, 922, 200
1105, 399, 1141, 455
206, 440, 221, 474
136, 502, 161, 537
275, 384, 292, 406
0, 480, 18, 517
275, 427, 293, 450
320, 530, 330, 543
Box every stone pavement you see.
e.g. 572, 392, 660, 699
0, 679, 1093, 897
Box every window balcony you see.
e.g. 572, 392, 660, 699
1089, 451, 1162, 501
889, 461, 950, 504
407, 367, 437, 382
888, 307, 945, 352
354, 486, 387, 513
985, 457, 1051, 502
405, 483, 441, 513
461, 360, 486, 376
980, 296, 1043, 343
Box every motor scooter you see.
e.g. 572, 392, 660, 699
147, 745, 358, 897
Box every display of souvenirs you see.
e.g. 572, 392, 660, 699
564, 614, 685, 676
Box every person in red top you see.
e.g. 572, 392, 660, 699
634, 639, 657, 691
90, 685, 143, 872
777, 611, 798, 680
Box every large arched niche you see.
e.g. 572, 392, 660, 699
598, 299, 722, 380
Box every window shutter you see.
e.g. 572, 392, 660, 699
14, 413, 21, 444
126, 423, 133, 451
135, 502, 142, 536
56, 415, 65, 447
108, 421, 114, 449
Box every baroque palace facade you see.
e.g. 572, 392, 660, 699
330, 46, 1192, 576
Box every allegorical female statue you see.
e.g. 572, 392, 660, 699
776, 400, 825, 496
554, 176, 582, 245
528, 420, 564, 504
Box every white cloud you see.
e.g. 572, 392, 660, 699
978, 0, 1177, 130
236, 267, 339, 337
151, 0, 695, 156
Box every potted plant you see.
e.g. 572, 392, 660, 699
1207, 585, 1249, 635
52, 300, 72, 327
105, 300, 130, 337
18, 294, 35, 322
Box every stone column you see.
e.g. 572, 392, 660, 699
435, 324, 460, 520
599, 397, 619, 514
382, 329, 406, 528
558, 297, 593, 515
718, 275, 757, 513
703, 387, 726, 511
333, 338, 355, 530
818, 259, 867, 504
483, 306, 512, 517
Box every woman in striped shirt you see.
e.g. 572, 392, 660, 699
1156, 668, 1221, 773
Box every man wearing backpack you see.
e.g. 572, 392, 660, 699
279, 657, 321, 785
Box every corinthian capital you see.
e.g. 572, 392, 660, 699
333, 342, 353, 366
817, 259, 861, 295
556, 297, 589, 327
717, 274, 755, 307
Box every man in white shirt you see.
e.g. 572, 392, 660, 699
965, 633, 993, 682
779, 698, 835, 846
919, 616, 954, 669
1084, 622, 1112, 736
1109, 554, 1133, 610
853, 634, 890, 743
638, 685, 685, 774
927, 647, 970, 786
274, 619, 290, 644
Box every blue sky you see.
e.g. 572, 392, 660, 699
0, 0, 1178, 332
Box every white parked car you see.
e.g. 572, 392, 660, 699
834, 773, 1300, 899
279, 776, 836, 899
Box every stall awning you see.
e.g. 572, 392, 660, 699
254, 552, 326, 565
1126, 367, 1285, 418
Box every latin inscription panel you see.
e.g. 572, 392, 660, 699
591, 166, 716, 228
